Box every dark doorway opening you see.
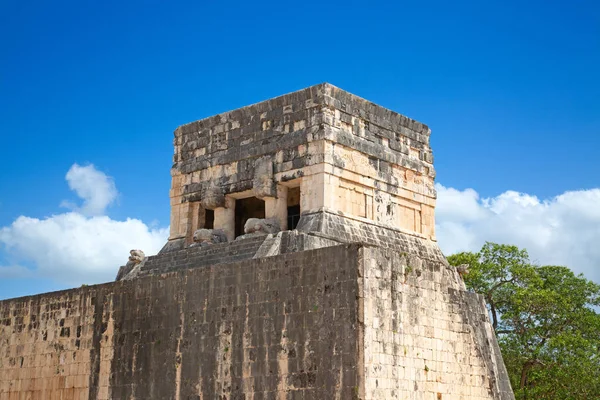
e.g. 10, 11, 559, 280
235, 197, 265, 237
204, 209, 214, 229
287, 187, 301, 230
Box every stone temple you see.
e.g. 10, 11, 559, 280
0, 83, 514, 399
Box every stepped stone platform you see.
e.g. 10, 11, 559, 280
0, 83, 514, 400
140, 235, 267, 277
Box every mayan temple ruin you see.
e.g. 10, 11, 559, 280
0, 83, 514, 399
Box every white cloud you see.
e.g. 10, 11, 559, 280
436, 184, 600, 284
60, 163, 118, 216
0, 164, 169, 286
0, 214, 168, 284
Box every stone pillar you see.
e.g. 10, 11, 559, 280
169, 201, 191, 241
253, 156, 276, 198
169, 202, 183, 240
168, 171, 185, 241
185, 202, 201, 245
300, 173, 325, 214
265, 185, 288, 231
324, 174, 339, 211
214, 196, 235, 241
421, 204, 436, 241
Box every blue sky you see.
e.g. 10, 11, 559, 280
1, 0, 599, 299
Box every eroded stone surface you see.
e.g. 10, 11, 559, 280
1, 245, 361, 400
167, 83, 436, 247
0, 244, 514, 400
360, 246, 513, 400
0, 83, 514, 399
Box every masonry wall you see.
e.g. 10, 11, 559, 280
0, 286, 99, 400
169, 84, 327, 242
359, 246, 514, 400
0, 245, 361, 400
168, 83, 437, 246
1, 242, 513, 400
319, 85, 436, 240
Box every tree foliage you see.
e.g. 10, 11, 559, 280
448, 242, 600, 400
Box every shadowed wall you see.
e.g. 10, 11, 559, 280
1, 246, 360, 400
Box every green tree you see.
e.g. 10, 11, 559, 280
448, 242, 600, 400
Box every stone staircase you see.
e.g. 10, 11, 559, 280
138, 235, 267, 277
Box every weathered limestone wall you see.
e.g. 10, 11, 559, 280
1, 242, 513, 400
359, 246, 514, 400
297, 211, 443, 260
0, 287, 101, 400
1, 83, 513, 399
168, 83, 436, 247
169, 84, 327, 244
0, 245, 361, 400
319, 85, 436, 240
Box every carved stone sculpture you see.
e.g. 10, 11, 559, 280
456, 263, 470, 278
190, 228, 228, 247
115, 249, 146, 281
129, 249, 145, 264
244, 218, 281, 235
